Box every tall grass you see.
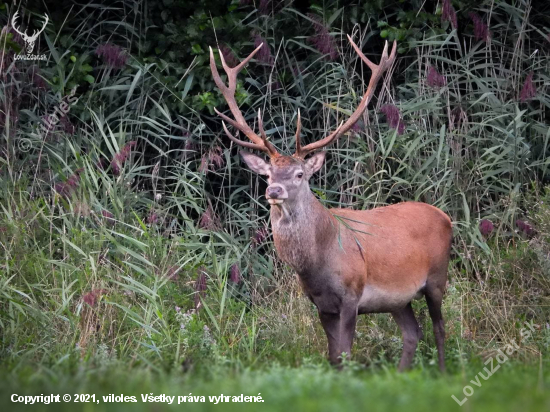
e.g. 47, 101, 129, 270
0, 0, 548, 397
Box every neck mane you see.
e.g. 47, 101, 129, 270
270, 190, 337, 275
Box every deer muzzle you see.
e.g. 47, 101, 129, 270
266, 184, 287, 205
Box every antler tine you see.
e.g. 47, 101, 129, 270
209, 44, 280, 158
11, 11, 25, 38
295, 36, 397, 158
221, 121, 267, 151
295, 109, 302, 155
256, 109, 280, 157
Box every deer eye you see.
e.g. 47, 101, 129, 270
296, 172, 304, 179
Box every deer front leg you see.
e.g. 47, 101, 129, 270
319, 301, 358, 365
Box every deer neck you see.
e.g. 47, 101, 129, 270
270, 189, 337, 275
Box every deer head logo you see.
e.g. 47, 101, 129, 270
11, 11, 49, 54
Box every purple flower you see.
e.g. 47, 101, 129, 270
54, 169, 82, 197
229, 264, 241, 284
110, 141, 137, 175
252, 33, 274, 66
194, 268, 208, 309
427, 65, 446, 88
479, 219, 494, 237
147, 210, 158, 224
199, 205, 221, 231
96, 43, 128, 69
175, 306, 181, 313
469, 12, 490, 42
516, 219, 534, 237
519, 72, 536, 102
308, 14, 338, 61
199, 146, 224, 173
82, 289, 107, 307
441, 0, 457, 29
380, 104, 406, 135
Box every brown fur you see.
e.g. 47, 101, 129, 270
246, 154, 452, 371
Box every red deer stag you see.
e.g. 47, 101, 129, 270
209, 35, 452, 372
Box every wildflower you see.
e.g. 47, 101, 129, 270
175, 306, 181, 313
441, 0, 457, 29
519, 72, 536, 102
469, 12, 490, 42
219, 43, 239, 67
54, 169, 82, 197
380, 104, 406, 135
96, 43, 127, 69
479, 219, 494, 237
198, 146, 224, 173
147, 210, 158, 224
252, 32, 274, 65
199, 204, 221, 231
194, 267, 208, 309
427, 65, 446, 88
308, 14, 338, 61
82, 289, 107, 307
516, 219, 534, 237
110, 141, 137, 176
229, 264, 241, 284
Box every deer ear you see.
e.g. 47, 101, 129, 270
304, 151, 326, 178
240, 151, 270, 175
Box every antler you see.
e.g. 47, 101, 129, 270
11, 11, 26, 39
294, 35, 397, 159
28, 14, 49, 41
209, 44, 280, 158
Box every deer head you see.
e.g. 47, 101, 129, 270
11, 11, 49, 54
209, 35, 396, 207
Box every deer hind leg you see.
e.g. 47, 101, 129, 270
425, 285, 446, 372
392, 302, 423, 372
318, 302, 358, 366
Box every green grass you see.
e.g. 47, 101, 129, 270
1, 362, 549, 411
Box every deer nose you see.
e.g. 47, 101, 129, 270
266, 186, 283, 199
